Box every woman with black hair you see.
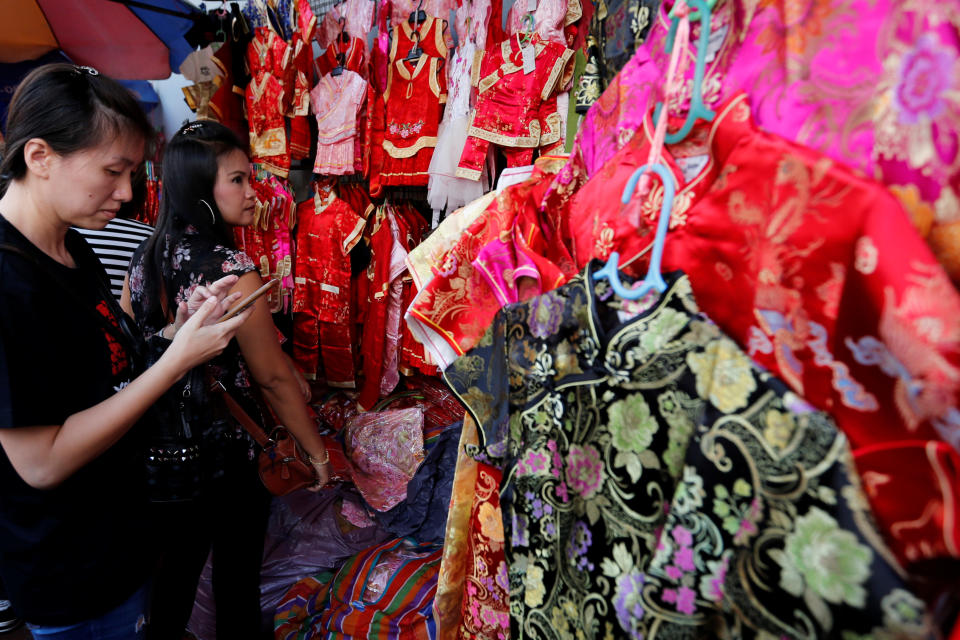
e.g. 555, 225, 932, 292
0, 64, 252, 638
124, 120, 331, 640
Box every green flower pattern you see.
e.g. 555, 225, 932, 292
444, 264, 933, 640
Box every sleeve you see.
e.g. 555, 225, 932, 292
442, 310, 512, 469
541, 46, 575, 101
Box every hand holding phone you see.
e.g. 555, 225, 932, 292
217, 278, 280, 323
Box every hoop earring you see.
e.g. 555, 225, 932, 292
199, 199, 216, 225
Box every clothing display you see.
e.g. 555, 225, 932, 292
90, 0, 960, 637
456, 34, 575, 179
310, 70, 368, 175
428, 13, 488, 215
372, 55, 447, 189
292, 187, 365, 385
551, 94, 960, 566
444, 265, 932, 638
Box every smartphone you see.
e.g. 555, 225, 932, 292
217, 278, 280, 323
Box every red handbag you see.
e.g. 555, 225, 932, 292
221, 392, 317, 496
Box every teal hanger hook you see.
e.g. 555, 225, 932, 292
652, 0, 716, 144
670, 0, 717, 23
593, 163, 678, 300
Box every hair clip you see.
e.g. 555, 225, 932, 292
72, 65, 100, 76
180, 122, 206, 135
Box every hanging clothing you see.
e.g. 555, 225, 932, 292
551, 92, 960, 568
207, 40, 249, 146
317, 0, 376, 49
310, 71, 368, 175
456, 34, 575, 180
407, 156, 573, 369
292, 189, 365, 386
428, 34, 489, 214
390, 15, 451, 61
315, 36, 367, 77
372, 55, 447, 189
574, 0, 960, 282
444, 264, 935, 639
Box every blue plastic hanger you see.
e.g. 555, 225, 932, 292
652, 0, 716, 143
593, 163, 678, 300
672, 0, 717, 23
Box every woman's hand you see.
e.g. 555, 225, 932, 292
306, 448, 330, 492
173, 274, 242, 332
308, 460, 330, 492
164, 296, 253, 375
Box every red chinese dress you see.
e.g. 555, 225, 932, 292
372, 55, 447, 189
559, 92, 960, 569
390, 15, 451, 62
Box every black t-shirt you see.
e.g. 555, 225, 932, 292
0, 215, 151, 625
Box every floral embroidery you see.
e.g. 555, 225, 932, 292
775, 507, 873, 607
565, 445, 604, 499
608, 393, 658, 453
893, 34, 954, 125
387, 119, 424, 139
687, 337, 757, 413
528, 290, 565, 338
444, 266, 934, 639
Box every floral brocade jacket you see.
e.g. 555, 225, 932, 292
443, 263, 933, 639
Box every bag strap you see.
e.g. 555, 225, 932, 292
0, 240, 140, 352
216, 384, 272, 448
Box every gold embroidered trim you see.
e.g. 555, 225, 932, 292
383, 136, 439, 158
471, 49, 484, 88
379, 170, 429, 180
396, 54, 429, 81
467, 119, 542, 147
250, 126, 287, 157
385, 60, 394, 100
565, 0, 582, 26
538, 111, 563, 146
478, 71, 499, 95
343, 217, 366, 253
428, 57, 442, 98
455, 166, 482, 180
434, 18, 448, 58
542, 48, 574, 100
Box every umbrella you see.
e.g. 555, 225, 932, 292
0, 0, 199, 79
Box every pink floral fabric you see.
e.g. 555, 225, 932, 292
344, 407, 426, 511
573, 0, 960, 280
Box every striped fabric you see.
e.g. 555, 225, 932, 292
275, 538, 441, 639
74, 218, 154, 301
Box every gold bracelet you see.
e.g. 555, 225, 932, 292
308, 450, 329, 465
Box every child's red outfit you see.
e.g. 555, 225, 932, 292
315, 36, 367, 77
372, 55, 447, 189
246, 27, 293, 177
389, 15, 451, 61
288, 34, 313, 160
357, 205, 394, 410
456, 34, 574, 180
292, 190, 366, 386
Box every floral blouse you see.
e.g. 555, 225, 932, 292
443, 263, 933, 639
129, 227, 263, 465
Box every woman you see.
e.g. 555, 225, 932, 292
0, 65, 251, 637
124, 121, 331, 639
